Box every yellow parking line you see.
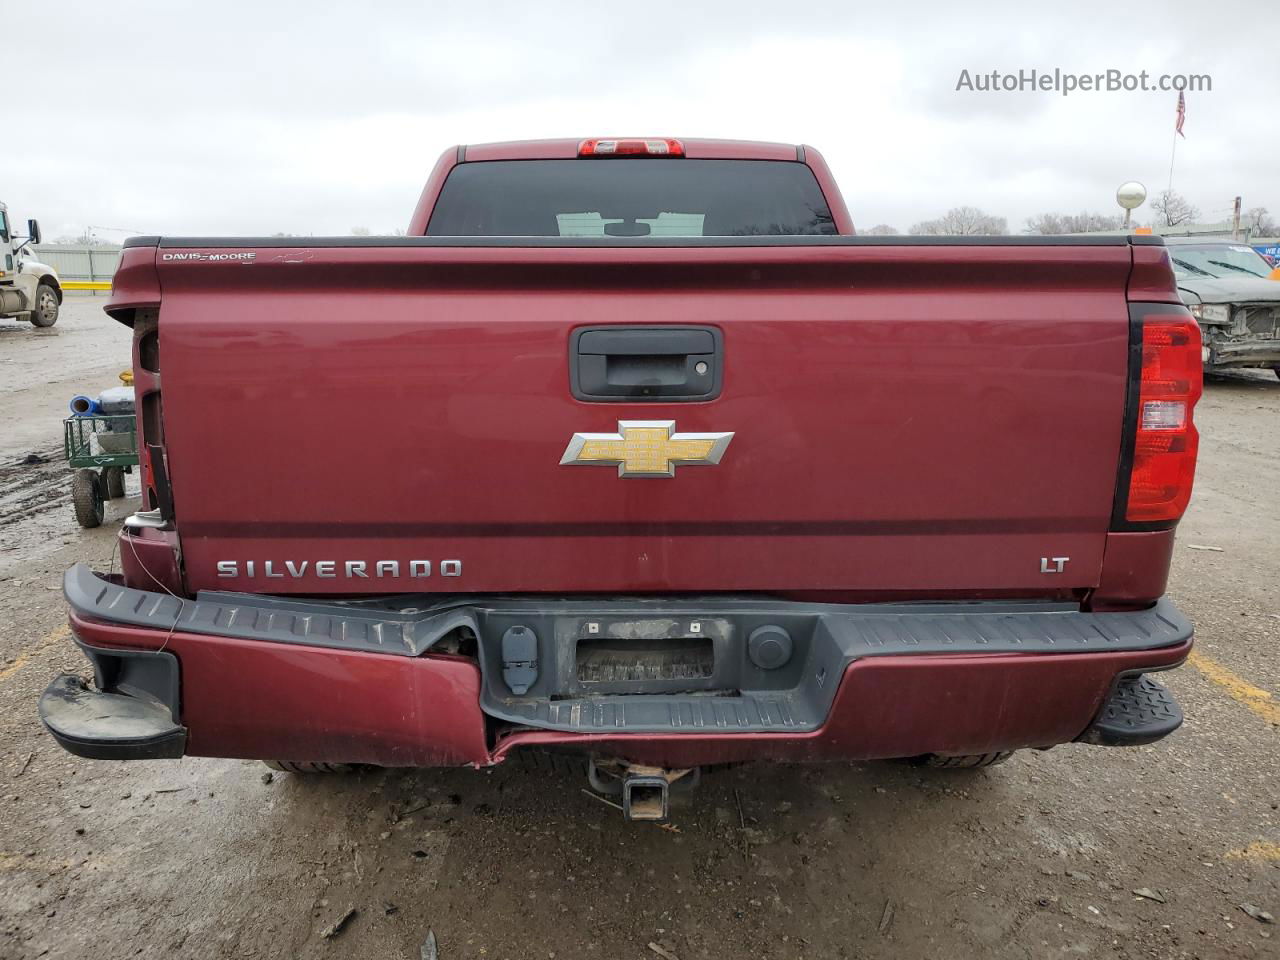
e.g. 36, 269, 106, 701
1225, 842, 1280, 861
61, 280, 112, 291
1188, 651, 1280, 726
0, 624, 70, 682
0, 851, 73, 873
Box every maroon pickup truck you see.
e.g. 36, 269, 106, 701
41, 138, 1202, 820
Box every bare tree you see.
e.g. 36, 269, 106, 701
910, 207, 1006, 236
1025, 211, 1123, 235
51, 230, 112, 246
1150, 190, 1199, 227
350, 226, 372, 236
862, 224, 900, 236
1243, 207, 1278, 236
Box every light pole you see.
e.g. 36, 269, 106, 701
1117, 182, 1147, 231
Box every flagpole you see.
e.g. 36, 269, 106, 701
1168, 91, 1185, 197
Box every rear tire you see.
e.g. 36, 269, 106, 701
30, 284, 59, 327
263, 760, 354, 774
71, 469, 104, 528
920, 751, 1015, 769
104, 466, 126, 499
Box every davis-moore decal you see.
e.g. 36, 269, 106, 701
161, 252, 257, 262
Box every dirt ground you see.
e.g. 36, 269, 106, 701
0, 299, 1276, 960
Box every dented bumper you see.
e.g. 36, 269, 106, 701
1206, 333, 1280, 368
47, 565, 1194, 768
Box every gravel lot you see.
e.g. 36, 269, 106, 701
1, 299, 1277, 960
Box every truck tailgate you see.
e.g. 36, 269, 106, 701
149, 241, 1133, 596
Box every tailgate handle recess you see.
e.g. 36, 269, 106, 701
570, 326, 723, 402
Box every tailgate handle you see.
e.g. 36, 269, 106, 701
570, 326, 723, 402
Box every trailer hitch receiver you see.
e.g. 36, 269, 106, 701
623, 771, 671, 821
589, 759, 698, 821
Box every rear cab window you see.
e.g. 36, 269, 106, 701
426, 159, 836, 237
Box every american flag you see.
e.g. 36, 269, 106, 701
1175, 91, 1186, 138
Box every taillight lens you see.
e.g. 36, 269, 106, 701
578, 138, 684, 157
1125, 314, 1202, 522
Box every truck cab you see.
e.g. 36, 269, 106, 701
0, 201, 61, 327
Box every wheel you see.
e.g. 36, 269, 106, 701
103, 466, 126, 499
919, 751, 1015, 769
71, 469, 104, 528
30, 284, 59, 327
263, 760, 354, 774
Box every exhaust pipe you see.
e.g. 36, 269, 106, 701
588, 759, 698, 821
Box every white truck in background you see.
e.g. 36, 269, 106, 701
0, 201, 61, 327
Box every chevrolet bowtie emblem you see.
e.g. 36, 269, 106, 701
560, 420, 734, 478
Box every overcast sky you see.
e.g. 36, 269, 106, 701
7, 0, 1272, 240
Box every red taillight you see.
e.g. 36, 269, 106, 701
1124, 315, 1202, 522
578, 138, 684, 157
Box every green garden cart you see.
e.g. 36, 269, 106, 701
63, 414, 138, 528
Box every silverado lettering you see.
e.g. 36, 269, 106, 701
214, 559, 462, 578
39, 137, 1201, 823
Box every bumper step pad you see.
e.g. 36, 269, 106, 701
1080, 674, 1183, 746
39, 674, 186, 760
